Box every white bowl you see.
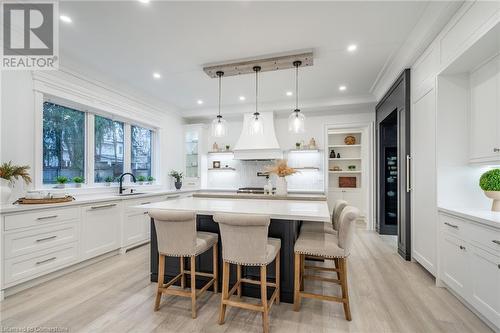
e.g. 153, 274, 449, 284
484, 191, 500, 212
51, 193, 67, 199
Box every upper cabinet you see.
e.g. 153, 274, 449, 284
183, 124, 205, 188
469, 54, 500, 164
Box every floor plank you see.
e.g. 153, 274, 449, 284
0, 226, 493, 333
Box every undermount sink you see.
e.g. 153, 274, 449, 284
117, 192, 146, 196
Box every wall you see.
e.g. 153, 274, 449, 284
1, 69, 184, 199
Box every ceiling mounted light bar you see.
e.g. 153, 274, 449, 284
203, 50, 313, 78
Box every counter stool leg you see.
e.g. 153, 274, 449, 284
275, 250, 280, 305
213, 243, 218, 293
155, 254, 165, 311
190, 256, 197, 319
180, 257, 185, 289
260, 265, 269, 333
339, 258, 351, 321
219, 261, 230, 325
293, 253, 301, 312
300, 255, 305, 291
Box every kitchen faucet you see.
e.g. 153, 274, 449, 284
118, 173, 136, 194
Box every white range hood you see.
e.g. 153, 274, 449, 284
233, 112, 283, 160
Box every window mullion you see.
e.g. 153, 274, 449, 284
87, 113, 95, 186
124, 123, 132, 175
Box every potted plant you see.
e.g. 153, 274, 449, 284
169, 170, 183, 190
104, 176, 114, 186
480, 168, 500, 211
266, 160, 297, 196
295, 142, 301, 150
147, 176, 155, 185
0, 161, 31, 204
225, 144, 230, 151
55, 176, 68, 189
137, 175, 146, 185
73, 176, 84, 188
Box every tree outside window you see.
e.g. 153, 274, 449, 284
131, 125, 152, 178
94, 115, 124, 182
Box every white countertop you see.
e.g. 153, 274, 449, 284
141, 196, 331, 222
438, 207, 500, 229
0, 189, 195, 214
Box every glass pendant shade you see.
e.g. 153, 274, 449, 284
288, 109, 305, 133
250, 112, 264, 135
211, 115, 227, 137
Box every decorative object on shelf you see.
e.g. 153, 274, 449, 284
348, 165, 356, 170
309, 137, 317, 149
213, 161, 221, 169
0, 161, 31, 204
339, 176, 356, 188
137, 175, 146, 185
330, 166, 342, 171
344, 135, 356, 145
211, 71, 228, 137
479, 168, 500, 211
169, 170, 184, 190
330, 149, 335, 158
337, 153, 341, 158
250, 66, 264, 135
73, 176, 84, 188
212, 142, 219, 152
225, 144, 230, 151
104, 176, 114, 186
55, 176, 68, 189
266, 160, 297, 196
147, 176, 155, 185
295, 142, 301, 149
288, 60, 305, 133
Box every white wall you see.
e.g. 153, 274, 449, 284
1, 69, 184, 198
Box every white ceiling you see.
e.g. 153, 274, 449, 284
59, 1, 431, 117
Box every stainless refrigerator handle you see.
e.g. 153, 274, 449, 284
406, 155, 412, 192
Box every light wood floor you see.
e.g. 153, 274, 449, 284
0, 226, 493, 333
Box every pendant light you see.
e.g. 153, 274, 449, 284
288, 61, 305, 133
250, 66, 264, 135
211, 71, 227, 137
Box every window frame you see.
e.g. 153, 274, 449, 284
38, 96, 158, 190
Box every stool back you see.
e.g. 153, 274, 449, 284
332, 200, 348, 231
149, 209, 196, 256
213, 213, 270, 265
337, 206, 360, 256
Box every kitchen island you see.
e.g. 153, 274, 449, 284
141, 196, 330, 303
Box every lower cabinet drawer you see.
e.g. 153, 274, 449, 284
468, 222, 500, 254
4, 243, 78, 285
4, 222, 77, 259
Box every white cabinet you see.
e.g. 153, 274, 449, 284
440, 233, 468, 297
81, 202, 121, 260
184, 124, 205, 188
327, 189, 364, 217
469, 55, 500, 163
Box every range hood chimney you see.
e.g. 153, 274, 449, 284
233, 112, 283, 160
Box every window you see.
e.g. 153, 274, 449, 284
94, 115, 124, 182
131, 125, 152, 177
42, 102, 85, 184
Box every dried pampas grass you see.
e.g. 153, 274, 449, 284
266, 159, 297, 177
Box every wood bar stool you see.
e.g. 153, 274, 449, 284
293, 206, 359, 321
149, 209, 218, 319
300, 199, 348, 234
213, 213, 280, 333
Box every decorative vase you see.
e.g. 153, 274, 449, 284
0, 179, 12, 204
275, 177, 287, 196
55, 184, 65, 189
75, 183, 82, 188
175, 181, 182, 190
484, 191, 500, 212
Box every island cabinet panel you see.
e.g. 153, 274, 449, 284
150, 215, 301, 303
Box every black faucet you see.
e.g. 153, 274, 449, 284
118, 173, 136, 194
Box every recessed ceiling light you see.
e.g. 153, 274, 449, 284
339, 85, 347, 91
59, 15, 72, 23
197, 100, 204, 105
152, 72, 161, 79
138, 0, 150, 3
239, 96, 246, 101
286, 91, 293, 96
347, 44, 357, 52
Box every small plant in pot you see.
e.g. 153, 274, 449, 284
480, 168, 500, 212
169, 170, 183, 190
104, 176, 114, 186
147, 176, 155, 185
137, 175, 146, 185
0, 161, 31, 204
55, 176, 68, 189
73, 176, 84, 188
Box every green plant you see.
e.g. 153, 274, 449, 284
479, 169, 500, 191
295, 142, 301, 148
147, 176, 155, 182
56, 176, 68, 184
137, 175, 146, 182
0, 161, 31, 184
104, 176, 114, 183
169, 170, 183, 182
73, 176, 84, 184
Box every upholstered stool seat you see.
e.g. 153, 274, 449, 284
300, 199, 348, 235
294, 232, 345, 258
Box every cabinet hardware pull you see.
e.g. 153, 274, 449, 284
36, 257, 56, 265
492, 240, 500, 246
459, 245, 466, 250
36, 235, 57, 242
166, 195, 180, 199
406, 155, 412, 192
494, 148, 500, 153
37, 215, 58, 220
90, 203, 117, 210
140, 202, 151, 205
444, 222, 458, 229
